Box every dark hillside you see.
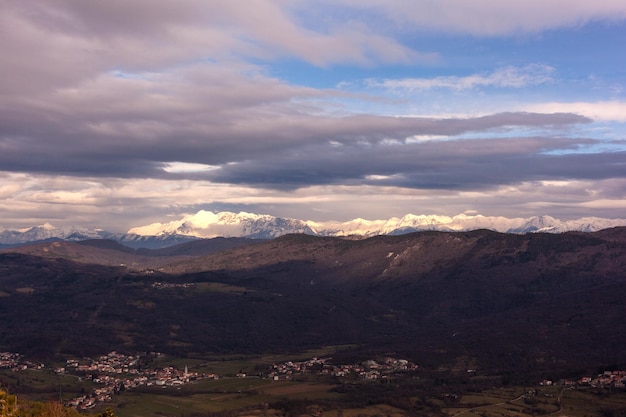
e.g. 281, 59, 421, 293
0, 240, 180, 270
77, 239, 137, 253
0, 237, 262, 270
0, 228, 625, 379
76, 236, 263, 257
134, 236, 264, 257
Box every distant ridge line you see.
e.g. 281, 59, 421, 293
2, 211, 626, 248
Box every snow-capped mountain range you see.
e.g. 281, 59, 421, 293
2, 210, 626, 248
0, 223, 113, 245
128, 210, 626, 238
128, 211, 316, 239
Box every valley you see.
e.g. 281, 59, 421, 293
2, 348, 626, 417
1, 228, 626, 416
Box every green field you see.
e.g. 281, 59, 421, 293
98, 378, 339, 417
4, 351, 626, 417
0, 368, 97, 403
160, 346, 355, 377
441, 385, 626, 417
193, 282, 249, 294
91, 372, 626, 417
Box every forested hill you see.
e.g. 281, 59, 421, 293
0, 228, 625, 378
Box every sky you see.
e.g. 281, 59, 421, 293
1, 0, 626, 232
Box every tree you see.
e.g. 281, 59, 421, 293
0, 389, 18, 417
96, 409, 117, 417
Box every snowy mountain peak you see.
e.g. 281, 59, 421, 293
128, 210, 626, 239
0, 223, 113, 245
128, 211, 314, 239
40, 222, 57, 230
3, 211, 626, 248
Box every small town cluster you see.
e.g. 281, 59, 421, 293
0, 351, 216, 410
60, 351, 218, 410
3, 350, 626, 412
0, 352, 44, 371
266, 356, 418, 381
1, 351, 417, 410
540, 370, 626, 389
150, 282, 195, 289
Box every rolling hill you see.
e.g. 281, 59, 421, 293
1, 228, 625, 381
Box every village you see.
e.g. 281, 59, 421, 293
540, 370, 626, 389
0, 351, 419, 410
265, 356, 418, 381
59, 351, 216, 410
1, 351, 625, 411
0, 351, 215, 410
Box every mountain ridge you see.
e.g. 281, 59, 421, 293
1, 227, 626, 376
3, 210, 626, 248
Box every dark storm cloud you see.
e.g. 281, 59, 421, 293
206, 136, 626, 190
0, 98, 590, 183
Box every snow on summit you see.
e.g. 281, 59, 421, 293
126, 210, 626, 239
2, 211, 626, 246
127, 210, 313, 239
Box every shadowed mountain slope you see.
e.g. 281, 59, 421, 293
0, 228, 625, 379
0, 237, 263, 269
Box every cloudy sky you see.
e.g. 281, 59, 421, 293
2, 1, 626, 231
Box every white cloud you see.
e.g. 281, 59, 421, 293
162, 162, 220, 173
0, 0, 427, 96
336, 0, 626, 36
579, 199, 626, 209
525, 101, 626, 122
367, 64, 555, 92
2, 172, 625, 231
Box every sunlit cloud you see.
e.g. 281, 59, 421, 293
366, 65, 555, 92
162, 162, 220, 173
525, 101, 626, 122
